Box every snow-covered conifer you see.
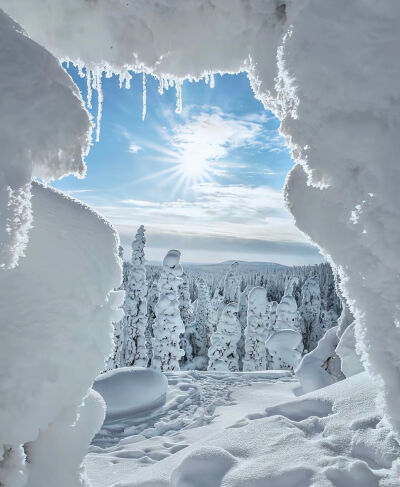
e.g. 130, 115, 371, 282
238, 285, 254, 367
105, 245, 125, 370
152, 250, 185, 371
122, 226, 148, 367
243, 287, 268, 371
223, 262, 240, 304
275, 294, 299, 332
146, 280, 159, 360
268, 301, 278, 332
299, 277, 322, 352
179, 272, 195, 365
208, 303, 241, 372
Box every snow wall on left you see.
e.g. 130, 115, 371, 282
0, 10, 123, 486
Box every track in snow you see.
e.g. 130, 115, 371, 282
91, 370, 293, 450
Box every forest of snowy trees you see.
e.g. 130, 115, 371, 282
108, 226, 341, 373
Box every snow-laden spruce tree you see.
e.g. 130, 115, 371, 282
122, 225, 148, 367
179, 272, 195, 365
210, 287, 224, 330
237, 285, 254, 367
105, 245, 125, 371
223, 262, 240, 305
208, 303, 241, 372
152, 250, 185, 371
192, 279, 212, 368
243, 287, 268, 371
268, 301, 278, 333
145, 280, 158, 361
299, 277, 322, 352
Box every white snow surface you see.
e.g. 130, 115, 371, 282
86, 372, 400, 487
0, 182, 122, 481
93, 368, 167, 419
0, 9, 91, 269
86, 370, 295, 485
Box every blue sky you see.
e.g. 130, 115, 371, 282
52, 68, 322, 265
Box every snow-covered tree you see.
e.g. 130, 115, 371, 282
152, 249, 185, 371
275, 294, 299, 332
210, 287, 224, 331
268, 301, 278, 332
238, 285, 254, 368
179, 272, 195, 365
266, 329, 303, 370
122, 225, 148, 367
208, 303, 241, 372
146, 280, 159, 361
193, 279, 212, 366
179, 272, 194, 329
243, 287, 268, 371
105, 245, 125, 370
223, 262, 240, 304
299, 277, 322, 352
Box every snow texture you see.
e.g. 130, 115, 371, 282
93, 367, 167, 419
266, 329, 302, 370
208, 303, 241, 372
0, 182, 122, 485
243, 287, 268, 371
152, 250, 185, 371
121, 226, 148, 368
296, 326, 344, 394
24, 389, 105, 487
0, 9, 91, 269
336, 322, 364, 378
88, 372, 400, 487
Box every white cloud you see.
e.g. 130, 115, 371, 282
95, 182, 307, 245
128, 142, 141, 154
163, 107, 264, 173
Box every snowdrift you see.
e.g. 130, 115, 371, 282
93, 368, 167, 419
0, 182, 122, 484
115, 372, 400, 487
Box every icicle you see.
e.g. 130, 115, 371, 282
78, 63, 85, 78
95, 70, 103, 142
210, 73, 215, 89
158, 77, 164, 95
175, 81, 182, 114
86, 69, 92, 109
204, 73, 209, 85
142, 72, 147, 120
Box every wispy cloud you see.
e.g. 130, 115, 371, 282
95, 182, 307, 245
159, 107, 268, 176
115, 124, 142, 155
128, 142, 141, 154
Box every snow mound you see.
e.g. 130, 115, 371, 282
336, 322, 364, 378
266, 329, 302, 351
120, 373, 400, 487
93, 367, 168, 419
163, 250, 181, 269
25, 389, 105, 487
0, 182, 122, 461
0, 9, 91, 269
266, 329, 302, 370
276, 294, 297, 315
296, 326, 344, 394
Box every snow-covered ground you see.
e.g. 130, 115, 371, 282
86, 369, 400, 487
86, 369, 295, 486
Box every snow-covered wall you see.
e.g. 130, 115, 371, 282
0, 9, 91, 269
1, 0, 400, 449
